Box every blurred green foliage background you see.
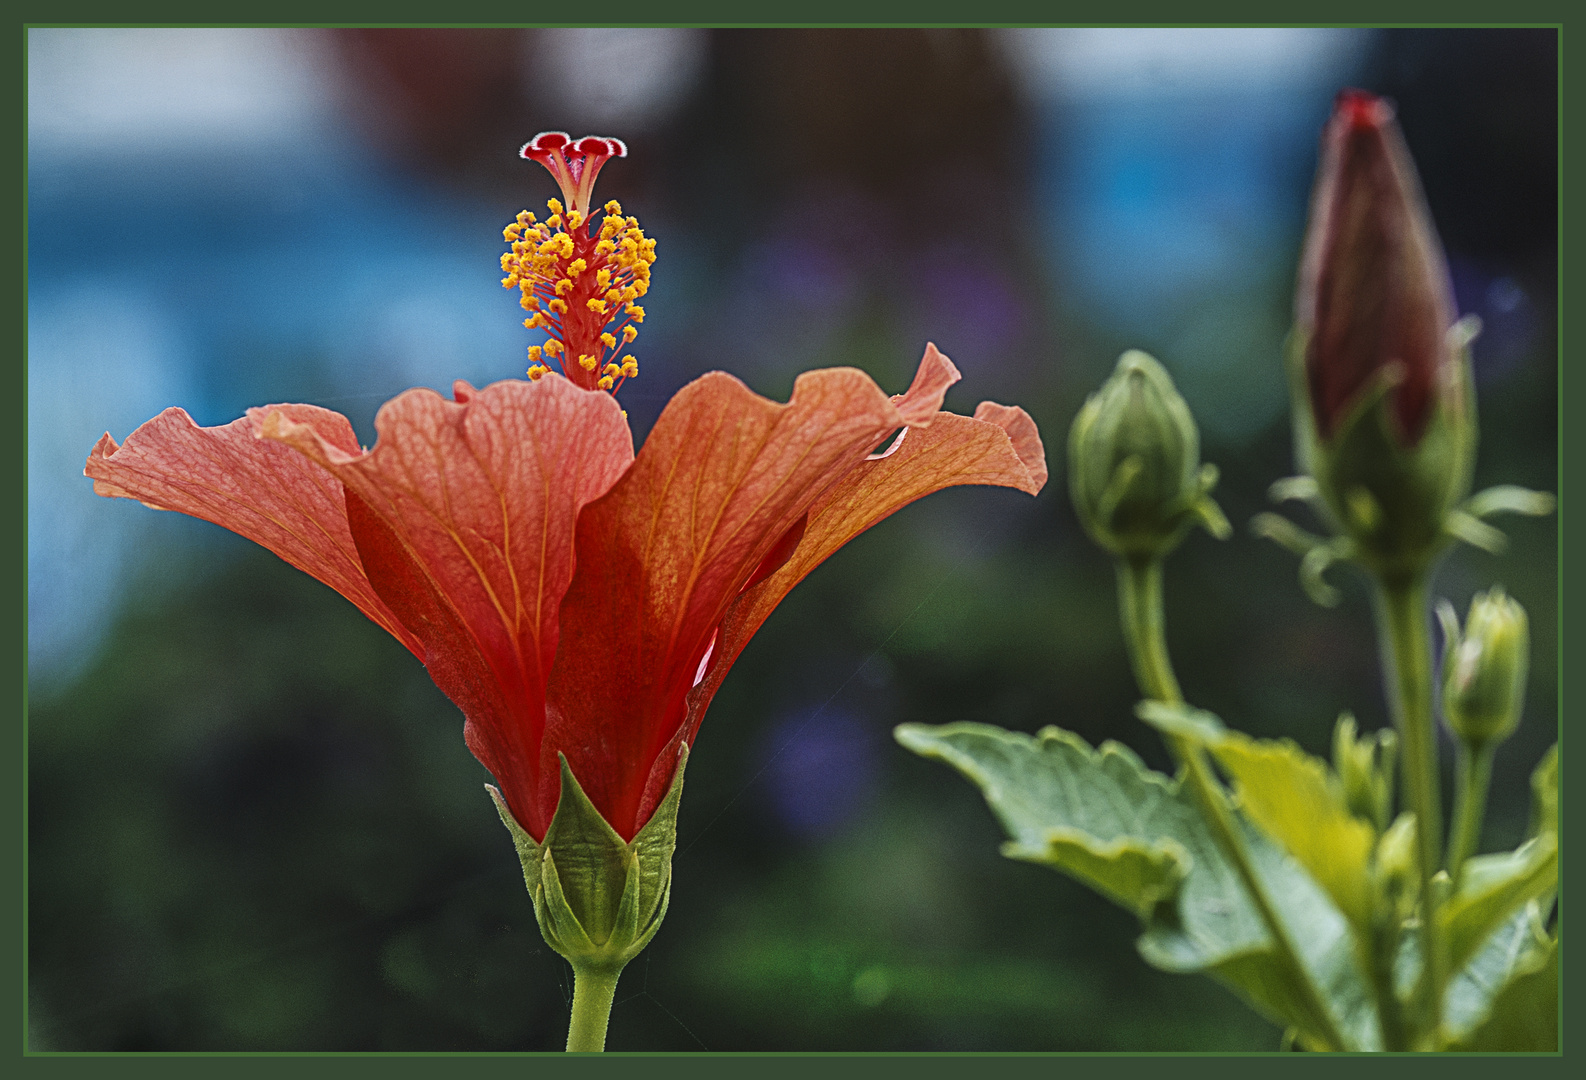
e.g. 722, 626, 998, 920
28, 28, 1555, 1051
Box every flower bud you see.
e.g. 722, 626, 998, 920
1332, 713, 1397, 833
1372, 811, 1420, 922
1440, 588, 1528, 750
1068, 350, 1228, 560
1289, 90, 1477, 578
1298, 90, 1457, 447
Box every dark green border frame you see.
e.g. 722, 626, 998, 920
15, 9, 1568, 1069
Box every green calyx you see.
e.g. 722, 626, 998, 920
1286, 322, 1477, 582
489, 746, 689, 975
1069, 350, 1230, 560
1258, 321, 1550, 605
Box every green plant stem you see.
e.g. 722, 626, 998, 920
1116, 556, 1349, 1052
1371, 574, 1443, 1042
1366, 919, 1410, 1052
1446, 742, 1494, 889
565, 963, 621, 1052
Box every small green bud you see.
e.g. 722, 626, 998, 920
1372, 812, 1420, 922
1332, 713, 1397, 833
1439, 588, 1528, 750
1068, 350, 1228, 560
490, 747, 688, 975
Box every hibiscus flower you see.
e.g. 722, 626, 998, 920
85, 131, 1046, 1049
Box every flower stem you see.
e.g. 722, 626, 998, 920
1116, 556, 1348, 1052
1446, 742, 1494, 890
1366, 917, 1410, 1051
565, 962, 621, 1052
1117, 555, 1182, 704
1371, 574, 1443, 1042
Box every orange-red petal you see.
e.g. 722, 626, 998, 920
546, 364, 916, 839
84, 404, 422, 657
891, 341, 961, 426
260, 375, 634, 840
680, 396, 1048, 766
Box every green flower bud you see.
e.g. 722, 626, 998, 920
1372, 811, 1420, 922
1332, 713, 1397, 833
1439, 588, 1528, 750
1068, 350, 1229, 560
490, 747, 688, 976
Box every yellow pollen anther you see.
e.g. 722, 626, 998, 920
503, 153, 653, 396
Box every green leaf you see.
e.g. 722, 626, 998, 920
1142, 818, 1379, 1053
1441, 834, 1557, 976
895, 722, 1197, 919
1208, 732, 1375, 930
1135, 700, 1226, 745
1140, 705, 1375, 930
1002, 832, 1188, 922
1446, 932, 1556, 1051
1443, 900, 1555, 1047
896, 721, 1379, 1050
1529, 744, 1557, 840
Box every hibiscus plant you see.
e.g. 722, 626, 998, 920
87, 131, 1047, 1051
898, 91, 1556, 1052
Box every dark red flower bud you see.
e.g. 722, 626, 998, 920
1296, 90, 1457, 446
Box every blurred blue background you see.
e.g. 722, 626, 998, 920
28, 28, 1557, 1051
